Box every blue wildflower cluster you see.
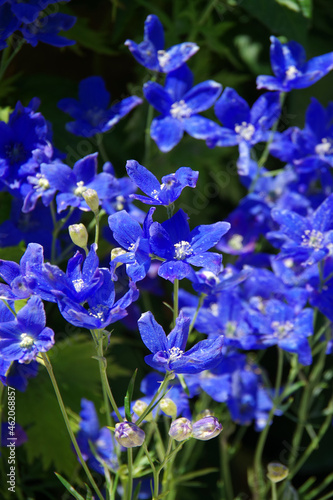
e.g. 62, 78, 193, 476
1, 7, 333, 500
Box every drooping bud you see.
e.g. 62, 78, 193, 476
82, 188, 99, 213
192, 416, 223, 441
69, 223, 88, 249
133, 400, 153, 422
160, 398, 177, 419
169, 417, 192, 442
114, 421, 145, 448
267, 463, 289, 483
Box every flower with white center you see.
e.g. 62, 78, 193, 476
234, 122, 255, 141
174, 241, 193, 260
170, 100, 192, 120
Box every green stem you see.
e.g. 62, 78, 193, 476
142, 442, 159, 498
271, 482, 278, 500
221, 433, 234, 500
95, 332, 113, 428
253, 347, 284, 497
41, 353, 104, 500
189, 293, 206, 334
94, 211, 100, 246
93, 330, 123, 423
136, 373, 172, 426
173, 279, 179, 326
126, 448, 133, 500
0, 38, 25, 81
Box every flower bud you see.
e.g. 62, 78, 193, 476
133, 400, 153, 421
169, 417, 192, 442
82, 188, 99, 212
114, 421, 145, 448
192, 416, 223, 441
160, 398, 177, 419
267, 463, 289, 483
69, 223, 88, 249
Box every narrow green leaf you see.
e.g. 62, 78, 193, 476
55, 473, 85, 500
124, 368, 138, 422
85, 484, 93, 500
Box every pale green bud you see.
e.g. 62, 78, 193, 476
133, 400, 153, 421
114, 422, 145, 448
160, 398, 177, 419
69, 224, 88, 249
267, 463, 289, 483
169, 417, 192, 442
82, 188, 99, 212
192, 416, 223, 441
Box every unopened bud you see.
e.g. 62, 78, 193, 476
82, 188, 99, 212
192, 416, 222, 441
114, 421, 145, 448
69, 224, 88, 249
133, 400, 153, 421
160, 398, 177, 419
267, 463, 289, 483
169, 417, 192, 442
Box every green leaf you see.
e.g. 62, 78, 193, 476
276, 0, 312, 18
124, 368, 138, 422
55, 473, 85, 500
240, 0, 310, 43
66, 17, 117, 56
0, 242, 26, 263
16, 335, 102, 474
14, 299, 28, 314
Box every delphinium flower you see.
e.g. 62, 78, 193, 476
0, 295, 54, 363
0, 357, 38, 391
268, 193, 333, 267
247, 298, 313, 365
44, 152, 119, 213
124, 14, 199, 73
76, 399, 118, 474
108, 208, 154, 282
138, 311, 224, 374
0, 3, 20, 49
149, 208, 230, 282
187, 265, 252, 295
270, 98, 333, 176
257, 36, 333, 92
0, 99, 51, 193
143, 64, 222, 152
125, 160, 199, 206
206, 88, 281, 183
0, 0, 71, 24
58, 76, 142, 137
199, 352, 275, 431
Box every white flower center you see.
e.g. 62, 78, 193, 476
271, 320, 294, 338
116, 195, 125, 211
167, 346, 184, 361
157, 50, 171, 68
72, 278, 85, 292
285, 65, 299, 80
34, 173, 50, 190
74, 181, 87, 197
170, 100, 192, 120
19, 333, 34, 349
228, 234, 243, 250
234, 122, 255, 141
301, 229, 324, 250
315, 138, 332, 156
174, 241, 193, 260
210, 303, 219, 317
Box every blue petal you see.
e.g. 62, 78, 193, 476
144, 14, 164, 50
79, 399, 100, 440
105, 96, 142, 130
126, 160, 161, 199
138, 311, 167, 353
143, 82, 173, 114
16, 295, 46, 335
312, 194, 333, 232
73, 153, 98, 184
269, 36, 288, 80
184, 81, 222, 113
124, 39, 159, 71
108, 210, 142, 249
256, 75, 283, 91
160, 43, 199, 73
186, 252, 222, 275
162, 209, 191, 245
158, 260, 192, 282
149, 222, 175, 260
214, 87, 250, 128
190, 221, 230, 253
78, 76, 110, 110
250, 92, 281, 130
183, 116, 222, 140
165, 64, 194, 102
304, 52, 333, 79
150, 116, 184, 152
170, 336, 224, 374
167, 311, 190, 351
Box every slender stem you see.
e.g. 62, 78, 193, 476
94, 211, 100, 246
189, 293, 206, 334
271, 482, 278, 500
253, 347, 284, 497
173, 279, 179, 326
95, 332, 113, 428
41, 353, 104, 500
0, 38, 25, 81
136, 373, 172, 426
93, 330, 123, 423
220, 433, 234, 500
126, 448, 133, 500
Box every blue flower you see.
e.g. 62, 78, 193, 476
257, 36, 333, 92
207, 88, 281, 182
58, 76, 142, 137
20, 12, 76, 48
270, 98, 333, 174
108, 208, 154, 282
268, 194, 333, 267
149, 208, 230, 282
143, 64, 222, 152
126, 160, 199, 206
0, 3, 20, 49
124, 14, 199, 73
0, 296, 54, 363
138, 311, 224, 374
1, 0, 71, 24
76, 399, 118, 474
